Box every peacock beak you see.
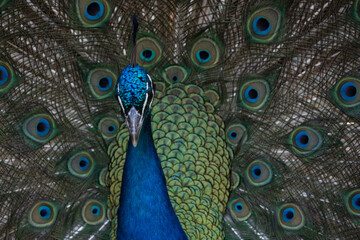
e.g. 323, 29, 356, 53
125, 106, 144, 147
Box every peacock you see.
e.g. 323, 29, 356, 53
1, 0, 360, 239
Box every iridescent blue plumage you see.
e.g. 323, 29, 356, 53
116, 62, 187, 239
117, 64, 151, 114
116, 64, 153, 146
116, 115, 188, 240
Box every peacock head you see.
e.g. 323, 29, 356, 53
116, 64, 154, 147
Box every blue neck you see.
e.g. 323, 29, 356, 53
117, 115, 188, 240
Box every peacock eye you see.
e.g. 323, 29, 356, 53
75, 0, 111, 27
0, 64, 9, 85
278, 203, 305, 230
98, 76, 112, 91
328, 77, 360, 119
352, 194, 360, 210
283, 207, 295, 221
234, 202, 243, 212
81, 200, 106, 225
28, 201, 57, 228
91, 205, 100, 215
87, 68, 117, 99
252, 166, 261, 177
239, 79, 270, 110
36, 118, 51, 137
228, 198, 251, 221
245, 87, 259, 102
335, 77, 360, 106
247, 6, 282, 43
98, 117, 119, 139
39, 206, 51, 219
140, 49, 155, 62
229, 130, 238, 140
340, 82, 357, 101
23, 114, 57, 144
0, 61, 17, 96
294, 131, 309, 148
79, 157, 90, 170
191, 38, 220, 69
162, 65, 188, 84
345, 189, 360, 216
246, 160, 272, 186
107, 124, 116, 133
290, 126, 322, 155
136, 37, 162, 67
253, 17, 271, 35
68, 152, 94, 178
196, 50, 211, 63
85, 1, 105, 20
226, 123, 247, 146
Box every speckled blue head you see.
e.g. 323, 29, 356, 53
116, 64, 154, 147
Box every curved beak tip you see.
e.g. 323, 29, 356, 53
130, 133, 139, 147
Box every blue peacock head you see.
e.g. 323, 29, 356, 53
116, 64, 154, 147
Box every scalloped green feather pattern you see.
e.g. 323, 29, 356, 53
108, 83, 233, 239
